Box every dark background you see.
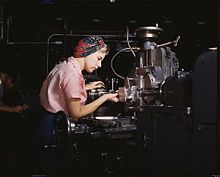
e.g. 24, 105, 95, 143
0, 0, 218, 94
0, 1, 219, 176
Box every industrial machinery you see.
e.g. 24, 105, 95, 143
52, 26, 193, 176
117, 26, 190, 110
112, 26, 193, 176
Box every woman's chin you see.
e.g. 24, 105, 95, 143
88, 69, 95, 73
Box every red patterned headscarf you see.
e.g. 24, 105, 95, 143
73, 36, 108, 58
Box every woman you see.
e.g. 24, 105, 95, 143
32, 35, 119, 177
35, 36, 119, 146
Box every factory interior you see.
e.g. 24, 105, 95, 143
0, 0, 219, 177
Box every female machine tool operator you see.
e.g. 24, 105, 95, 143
35, 36, 119, 147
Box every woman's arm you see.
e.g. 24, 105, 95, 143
66, 93, 118, 120
0, 100, 24, 113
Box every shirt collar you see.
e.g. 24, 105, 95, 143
68, 56, 83, 76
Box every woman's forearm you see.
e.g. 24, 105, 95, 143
80, 95, 107, 117
67, 95, 108, 119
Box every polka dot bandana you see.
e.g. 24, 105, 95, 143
73, 36, 107, 58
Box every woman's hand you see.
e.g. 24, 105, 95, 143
10, 106, 24, 113
103, 93, 119, 103
85, 81, 105, 91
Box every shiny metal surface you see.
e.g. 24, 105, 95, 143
135, 26, 163, 38
118, 26, 180, 108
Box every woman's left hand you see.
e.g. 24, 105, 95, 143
85, 81, 105, 91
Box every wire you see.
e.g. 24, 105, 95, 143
110, 26, 138, 80
126, 25, 136, 58
110, 46, 140, 80
110, 48, 131, 79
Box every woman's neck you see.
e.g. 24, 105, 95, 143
75, 57, 85, 71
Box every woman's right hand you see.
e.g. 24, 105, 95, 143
103, 93, 119, 103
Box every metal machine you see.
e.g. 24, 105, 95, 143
52, 26, 193, 176
113, 26, 193, 176
117, 26, 189, 110
53, 25, 192, 148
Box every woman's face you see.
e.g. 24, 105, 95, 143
84, 49, 106, 73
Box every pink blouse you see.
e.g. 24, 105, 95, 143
39, 57, 87, 115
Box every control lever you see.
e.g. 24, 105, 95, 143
156, 35, 181, 48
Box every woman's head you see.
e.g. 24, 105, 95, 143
73, 36, 109, 73
73, 36, 108, 58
